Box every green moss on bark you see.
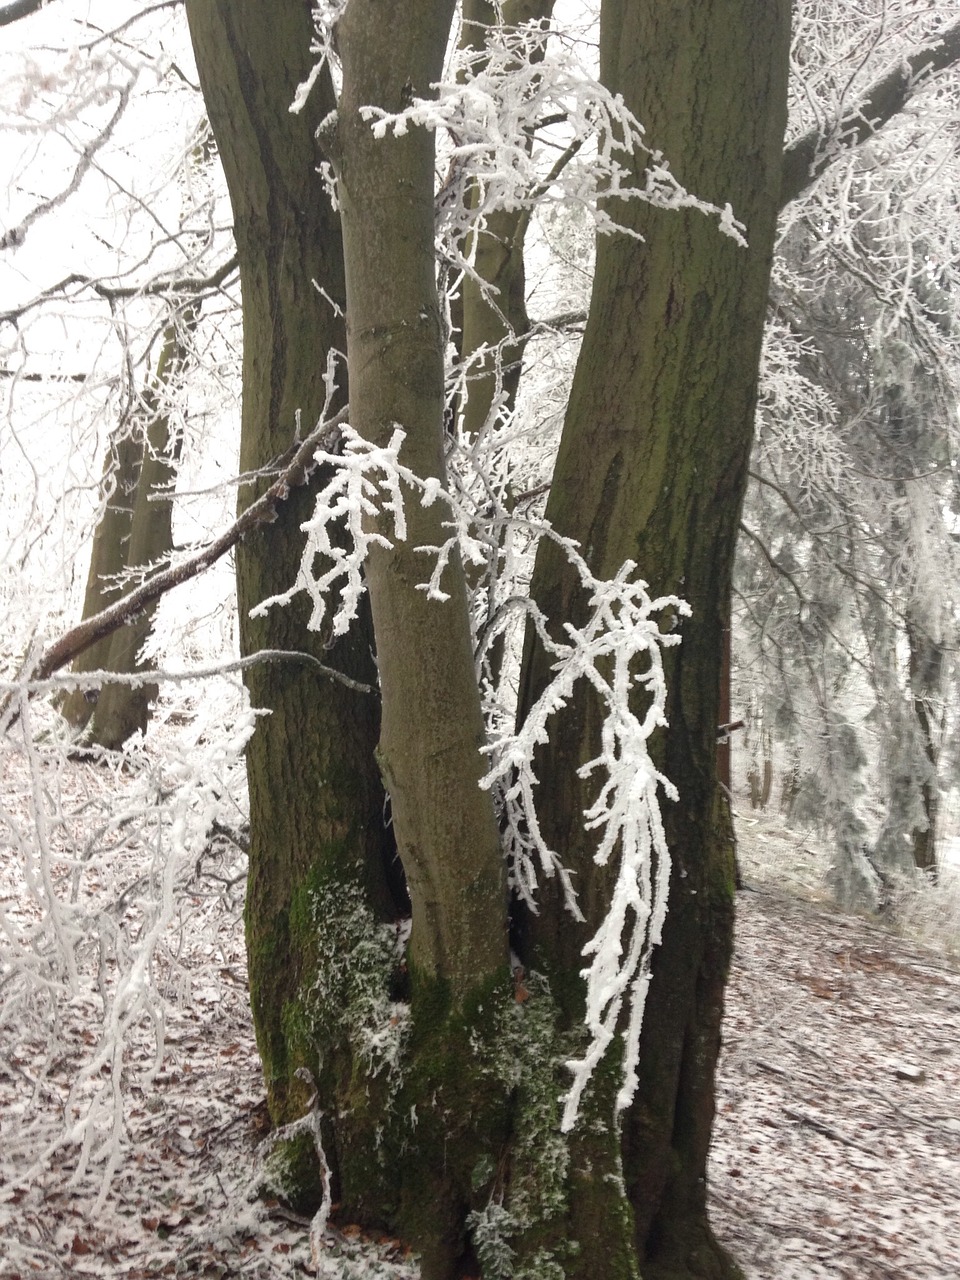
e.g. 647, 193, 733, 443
261, 1130, 328, 1218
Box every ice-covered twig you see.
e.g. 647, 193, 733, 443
254, 1068, 332, 1261
479, 544, 686, 1130
253, 425, 461, 636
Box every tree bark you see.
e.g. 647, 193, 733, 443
186, 0, 394, 1142
517, 2, 791, 1275
59, 426, 141, 732
334, 0, 506, 991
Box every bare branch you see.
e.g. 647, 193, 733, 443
0, 0, 50, 27
781, 17, 960, 208
1, 80, 133, 250
82, 1, 184, 50
2, 407, 349, 714
8, 648, 374, 699
91, 252, 239, 302
0, 254, 238, 327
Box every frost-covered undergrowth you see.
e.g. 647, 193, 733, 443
736, 807, 960, 960
1, 733, 958, 1279
0, 709, 418, 1280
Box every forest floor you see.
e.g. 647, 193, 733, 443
1, 741, 959, 1279
712, 814, 960, 1280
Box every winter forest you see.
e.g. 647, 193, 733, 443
2, 0, 960, 1277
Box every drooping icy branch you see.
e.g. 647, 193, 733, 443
272, 418, 684, 1130
478, 548, 685, 1130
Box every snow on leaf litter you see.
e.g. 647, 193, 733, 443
2, 731, 958, 1279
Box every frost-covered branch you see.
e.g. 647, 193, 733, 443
479, 545, 685, 1129
1, 78, 134, 251
782, 16, 960, 207
297, 11, 748, 261
2, 699, 256, 1205
252, 423, 461, 636
360, 31, 747, 248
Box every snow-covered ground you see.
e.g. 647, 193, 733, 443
1, 741, 958, 1279
715, 814, 960, 1279
939, 838, 960, 871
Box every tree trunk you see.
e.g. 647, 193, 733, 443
335, 0, 506, 990
78, 316, 189, 749
517, 2, 791, 1276
334, 8, 517, 1269
186, 0, 395, 1149
59, 426, 141, 731
189, 9, 511, 1275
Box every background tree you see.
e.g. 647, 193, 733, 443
734, 12, 960, 902
60, 308, 192, 747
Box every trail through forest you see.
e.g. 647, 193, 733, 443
1, 747, 958, 1279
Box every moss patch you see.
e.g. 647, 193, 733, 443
260, 1128, 327, 1218
288, 871, 410, 1079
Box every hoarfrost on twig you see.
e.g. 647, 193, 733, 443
269, 412, 685, 1128
479, 548, 685, 1128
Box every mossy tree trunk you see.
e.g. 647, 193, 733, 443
185, 0, 395, 1136
333, 8, 521, 1269
517, 2, 791, 1277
